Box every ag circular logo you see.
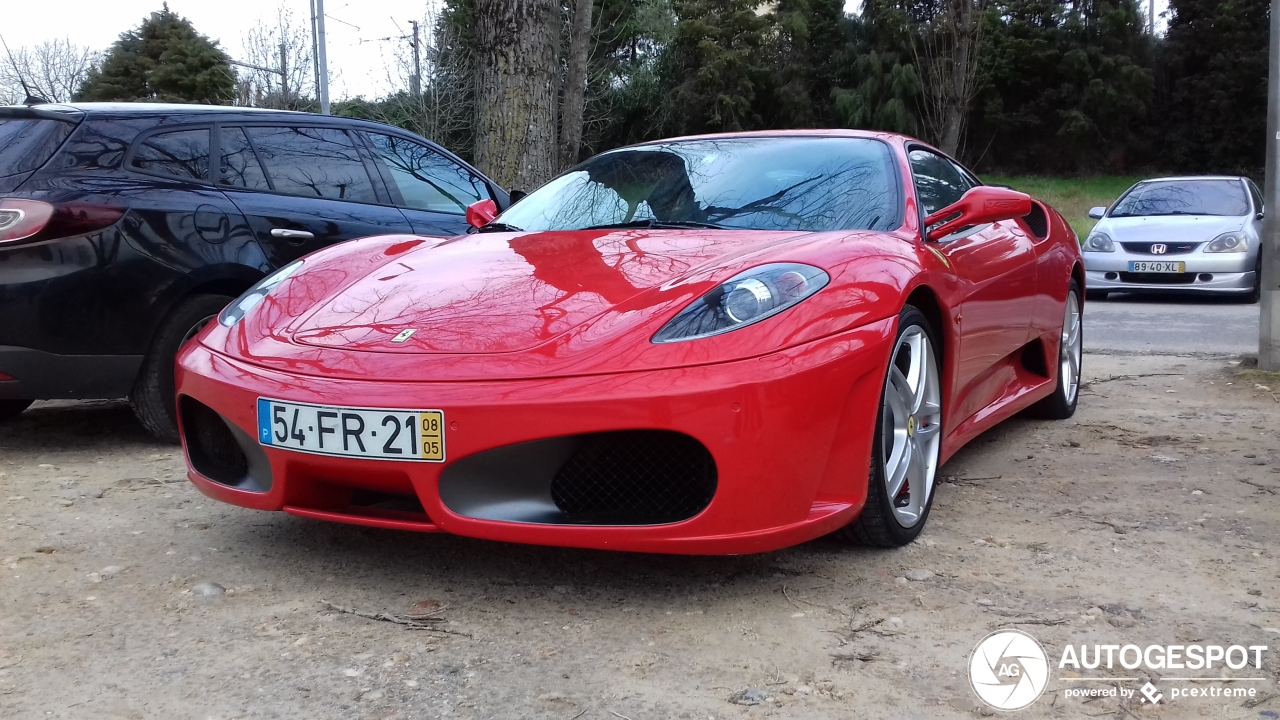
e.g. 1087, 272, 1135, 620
969, 629, 1050, 711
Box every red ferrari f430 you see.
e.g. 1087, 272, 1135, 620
176, 130, 1084, 554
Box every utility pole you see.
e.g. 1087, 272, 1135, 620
1262, 0, 1280, 370
278, 42, 288, 106
314, 0, 331, 115
309, 0, 320, 102
409, 19, 421, 99
1149, 0, 1155, 34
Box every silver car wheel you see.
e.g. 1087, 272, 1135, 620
1059, 291, 1082, 405
880, 325, 942, 528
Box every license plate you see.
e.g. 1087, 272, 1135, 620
1129, 261, 1185, 273
257, 398, 445, 462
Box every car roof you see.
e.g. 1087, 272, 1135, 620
1134, 175, 1248, 183
1, 102, 308, 116
627, 128, 913, 147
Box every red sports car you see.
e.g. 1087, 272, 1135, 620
176, 130, 1083, 554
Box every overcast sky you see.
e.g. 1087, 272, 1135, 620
3, 0, 1170, 101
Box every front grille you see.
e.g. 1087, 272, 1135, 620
1120, 242, 1201, 255
180, 396, 249, 484
550, 431, 716, 525
1118, 272, 1197, 285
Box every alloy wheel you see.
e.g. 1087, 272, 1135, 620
1059, 291, 1082, 405
880, 325, 942, 528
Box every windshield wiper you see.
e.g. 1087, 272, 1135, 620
580, 219, 726, 231
475, 221, 524, 233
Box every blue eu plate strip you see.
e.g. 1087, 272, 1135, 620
257, 398, 272, 445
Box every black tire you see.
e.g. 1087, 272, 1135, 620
130, 294, 232, 442
1085, 289, 1108, 302
0, 399, 34, 422
1031, 280, 1082, 420
840, 305, 941, 548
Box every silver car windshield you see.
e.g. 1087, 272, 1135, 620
1110, 179, 1249, 218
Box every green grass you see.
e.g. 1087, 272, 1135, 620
985, 175, 1144, 240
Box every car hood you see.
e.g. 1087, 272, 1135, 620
287, 228, 809, 354
1098, 215, 1246, 243
209, 228, 913, 383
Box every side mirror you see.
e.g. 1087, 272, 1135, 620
925, 186, 1034, 242
1088, 206, 1107, 219
466, 199, 498, 229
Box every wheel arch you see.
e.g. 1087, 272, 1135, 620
139, 263, 266, 358
903, 284, 948, 368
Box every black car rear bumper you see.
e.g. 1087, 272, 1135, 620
0, 346, 141, 399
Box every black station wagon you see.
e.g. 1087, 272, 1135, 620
0, 103, 508, 439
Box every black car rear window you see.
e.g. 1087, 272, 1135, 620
131, 128, 211, 182
0, 118, 75, 180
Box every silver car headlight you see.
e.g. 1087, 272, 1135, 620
219, 260, 305, 327
1083, 232, 1115, 253
651, 263, 829, 343
1205, 232, 1248, 253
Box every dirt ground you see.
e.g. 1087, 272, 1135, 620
2, 352, 1279, 720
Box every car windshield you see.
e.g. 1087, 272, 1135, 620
1110, 179, 1250, 218
495, 137, 902, 233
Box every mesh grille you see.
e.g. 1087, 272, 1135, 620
1120, 242, 1201, 255
550, 431, 716, 525
1118, 272, 1197, 285
180, 397, 249, 484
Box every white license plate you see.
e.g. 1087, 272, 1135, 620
1129, 261, 1185, 273
256, 398, 445, 462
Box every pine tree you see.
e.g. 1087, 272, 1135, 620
1159, 0, 1269, 176
74, 4, 234, 104
661, 0, 773, 134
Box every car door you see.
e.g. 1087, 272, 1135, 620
216, 124, 413, 267
909, 148, 1037, 424
359, 130, 495, 237
122, 124, 266, 282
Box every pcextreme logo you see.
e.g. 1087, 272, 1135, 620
969, 629, 1271, 711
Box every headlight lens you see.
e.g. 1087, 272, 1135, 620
1083, 232, 1115, 252
218, 260, 305, 327
1205, 232, 1248, 253
651, 263, 829, 343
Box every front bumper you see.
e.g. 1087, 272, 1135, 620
175, 319, 895, 555
1084, 252, 1256, 294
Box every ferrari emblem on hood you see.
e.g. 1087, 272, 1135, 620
391, 329, 417, 343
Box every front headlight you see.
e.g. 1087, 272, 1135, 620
1083, 232, 1115, 252
1205, 232, 1248, 253
218, 260, 305, 327
651, 263, 829, 343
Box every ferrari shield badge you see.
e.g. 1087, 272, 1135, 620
391, 329, 417, 343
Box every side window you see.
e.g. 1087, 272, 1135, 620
1248, 180, 1264, 212
365, 133, 488, 214
908, 149, 973, 217
130, 128, 210, 181
244, 126, 377, 203
218, 127, 270, 190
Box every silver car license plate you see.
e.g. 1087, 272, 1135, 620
1128, 261, 1185, 273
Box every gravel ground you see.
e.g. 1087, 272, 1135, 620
1, 352, 1278, 720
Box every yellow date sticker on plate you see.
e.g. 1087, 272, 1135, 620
419, 410, 445, 461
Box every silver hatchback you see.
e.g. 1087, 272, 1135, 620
1082, 176, 1263, 302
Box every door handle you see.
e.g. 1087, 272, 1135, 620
270, 228, 315, 240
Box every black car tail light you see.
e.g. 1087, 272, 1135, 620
0, 199, 125, 246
